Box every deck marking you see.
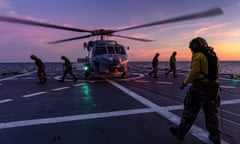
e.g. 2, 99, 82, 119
164, 99, 240, 111
221, 109, 240, 117
74, 83, 87, 87
219, 77, 240, 82
220, 99, 240, 105
53, 75, 74, 82
129, 73, 144, 80
164, 105, 183, 111
220, 117, 240, 127
22, 92, 48, 98
156, 81, 174, 85
21, 77, 35, 80
0, 99, 13, 104
52, 87, 70, 91
0, 71, 36, 82
220, 85, 236, 89
107, 80, 228, 144
0, 98, 239, 129
134, 80, 150, 83
0, 108, 154, 130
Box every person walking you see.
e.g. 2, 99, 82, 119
165, 51, 177, 78
30, 54, 47, 84
149, 53, 159, 78
59, 56, 77, 82
169, 37, 221, 144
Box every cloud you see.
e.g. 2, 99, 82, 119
193, 23, 230, 35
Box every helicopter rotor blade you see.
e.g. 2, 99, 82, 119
47, 34, 93, 44
111, 34, 154, 42
114, 7, 223, 32
0, 16, 92, 33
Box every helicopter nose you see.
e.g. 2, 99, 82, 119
113, 57, 122, 65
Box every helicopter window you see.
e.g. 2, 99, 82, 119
94, 47, 107, 55
107, 46, 115, 54
115, 46, 126, 55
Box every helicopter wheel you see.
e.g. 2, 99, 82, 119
84, 72, 91, 79
121, 72, 127, 79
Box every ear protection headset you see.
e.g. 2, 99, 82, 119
189, 37, 208, 52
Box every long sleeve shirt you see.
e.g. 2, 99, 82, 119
183, 52, 208, 85
170, 55, 176, 64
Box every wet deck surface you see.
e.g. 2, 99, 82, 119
0, 66, 239, 144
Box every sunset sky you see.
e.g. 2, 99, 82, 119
0, 0, 239, 62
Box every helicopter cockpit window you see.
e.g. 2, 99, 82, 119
115, 46, 126, 55
94, 46, 107, 56
107, 46, 115, 54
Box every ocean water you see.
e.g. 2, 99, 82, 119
0, 61, 239, 78
129, 61, 240, 75
0, 62, 61, 78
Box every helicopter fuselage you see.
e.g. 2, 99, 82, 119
84, 40, 128, 78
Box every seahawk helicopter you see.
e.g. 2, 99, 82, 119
0, 7, 223, 79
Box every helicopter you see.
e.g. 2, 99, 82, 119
0, 7, 223, 79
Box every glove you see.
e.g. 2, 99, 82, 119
180, 82, 186, 90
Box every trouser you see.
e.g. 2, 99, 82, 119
166, 63, 176, 76
38, 69, 46, 82
178, 81, 221, 139
62, 69, 77, 80
149, 67, 158, 77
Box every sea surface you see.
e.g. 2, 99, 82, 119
0, 61, 239, 78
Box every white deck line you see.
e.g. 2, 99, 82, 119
52, 87, 70, 91
22, 92, 48, 98
0, 99, 13, 104
220, 99, 240, 105
0, 71, 36, 82
220, 85, 236, 89
0, 108, 154, 130
134, 80, 150, 83
74, 83, 87, 87
156, 81, 174, 84
107, 79, 229, 144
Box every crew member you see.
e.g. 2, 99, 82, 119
149, 53, 159, 78
59, 56, 77, 82
165, 51, 177, 78
169, 37, 221, 144
30, 54, 47, 84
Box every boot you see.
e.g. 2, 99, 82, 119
169, 127, 185, 141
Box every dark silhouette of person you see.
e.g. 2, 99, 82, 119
59, 56, 77, 82
165, 51, 177, 78
169, 37, 221, 144
30, 54, 47, 84
149, 53, 159, 78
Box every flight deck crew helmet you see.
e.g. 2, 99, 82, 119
61, 56, 66, 60
30, 54, 37, 59
189, 37, 208, 52
173, 51, 177, 55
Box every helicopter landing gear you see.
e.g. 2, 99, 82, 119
84, 71, 91, 79
121, 72, 127, 79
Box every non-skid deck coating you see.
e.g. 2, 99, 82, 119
0, 67, 239, 144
